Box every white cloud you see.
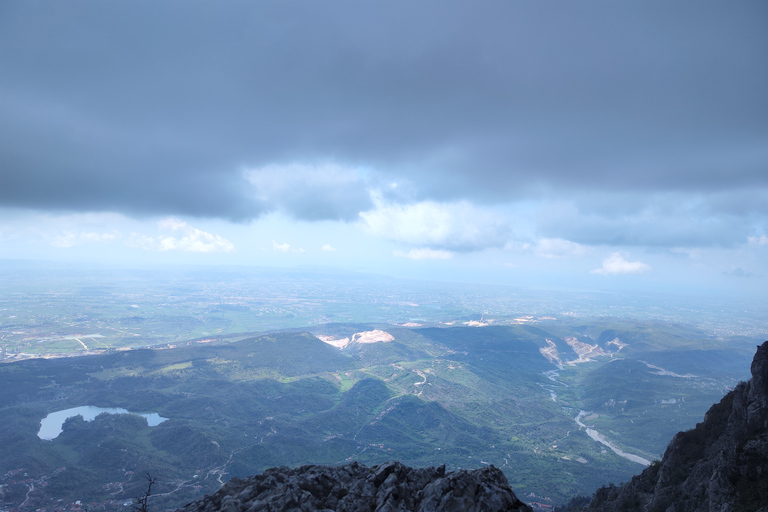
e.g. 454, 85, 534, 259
51, 230, 121, 248
50, 235, 76, 248
748, 235, 768, 246
591, 252, 651, 275
273, 240, 291, 252
534, 238, 589, 258
157, 217, 188, 231
272, 240, 305, 253
393, 248, 453, 260
127, 217, 234, 253
360, 198, 512, 251
321, 244, 336, 251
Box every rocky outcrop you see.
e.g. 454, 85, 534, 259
577, 341, 768, 512
180, 461, 532, 512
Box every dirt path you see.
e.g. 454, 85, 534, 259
20, 481, 35, 508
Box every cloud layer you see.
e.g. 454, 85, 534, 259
0, 0, 766, 275
0, 2, 765, 221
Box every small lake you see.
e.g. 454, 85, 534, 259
38, 406, 167, 440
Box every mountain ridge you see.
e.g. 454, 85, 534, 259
179, 341, 768, 512
564, 341, 768, 511
179, 461, 533, 512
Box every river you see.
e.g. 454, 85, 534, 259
575, 411, 651, 466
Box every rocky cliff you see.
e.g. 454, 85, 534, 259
179, 461, 532, 512
572, 341, 768, 512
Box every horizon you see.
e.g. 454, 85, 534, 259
3, 258, 767, 344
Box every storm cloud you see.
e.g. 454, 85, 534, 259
0, 0, 766, 247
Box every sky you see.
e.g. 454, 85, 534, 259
0, 1, 766, 296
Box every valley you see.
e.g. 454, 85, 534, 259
0, 318, 758, 511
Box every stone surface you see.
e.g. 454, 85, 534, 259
179, 461, 532, 512
573, 341, 768, 512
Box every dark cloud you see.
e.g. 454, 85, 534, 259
535, 194, 761, 248
541, 212, 749, 248
534, 189, 768, 247
245, 165, 371, 221
724, 268, 756, 278
0, 0, 766, 219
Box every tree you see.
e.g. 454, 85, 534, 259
133, 473, 156, 512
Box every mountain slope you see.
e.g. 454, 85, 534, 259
572, 341, 768, 512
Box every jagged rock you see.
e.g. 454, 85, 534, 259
574, 341, 768, 512
179, 461, 532, 512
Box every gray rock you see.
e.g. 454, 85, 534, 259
179, 461, 532, 512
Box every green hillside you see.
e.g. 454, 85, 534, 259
0, 322, 756, 511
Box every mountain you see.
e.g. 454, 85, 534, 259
178, 340, 768, 512
0, 322, 758, 510
564, 341, 768, 511
179, 461, 533, 512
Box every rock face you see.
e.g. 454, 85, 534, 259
180, 461, 532, 512
578, 341, 768, 512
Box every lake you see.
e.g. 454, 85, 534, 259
38, 406, 167, 440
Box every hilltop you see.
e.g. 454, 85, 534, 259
180, 461, 532, 512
